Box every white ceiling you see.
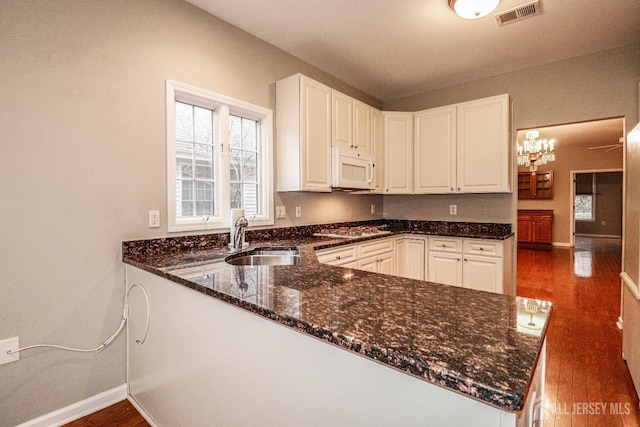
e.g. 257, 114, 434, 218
184, 0, 640, 102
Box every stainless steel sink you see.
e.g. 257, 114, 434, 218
225, 247, 300, 266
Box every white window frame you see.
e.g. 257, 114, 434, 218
166, 80, 273, 232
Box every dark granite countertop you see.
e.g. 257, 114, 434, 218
122, 222, 548, 413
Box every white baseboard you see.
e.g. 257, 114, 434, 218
575, 233, 622, 239
552, 242, 572, 248
128, 395, 158, 427
17, 384, 127, 427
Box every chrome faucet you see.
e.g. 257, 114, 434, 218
233, 215, 249, 250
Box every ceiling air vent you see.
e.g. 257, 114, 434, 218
495, 0, 541, 26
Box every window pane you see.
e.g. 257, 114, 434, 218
229, 114, 261, 216
175, 100, 216, 219
175, 102, 194, 141
230, 182, 242, 209
194, 107, 213, 145
243, 151, 257, 182
575, 195, 593, 220
230, 149, 242, 182
229, 115, 242, 149
243, 184, 258, 215
242, 118, 258, 151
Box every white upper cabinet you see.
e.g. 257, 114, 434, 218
456, 94, 510, 193
384, 112, 414, 194
414, 105, 457, 194
414, 94, 511, 194
332, 90, 353, 150
353, 99, 372, 153
276, 74, 332, 192
371, 107, 384, 193
332, 90, 372, 154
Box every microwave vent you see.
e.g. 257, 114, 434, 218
495, 0, 541, 26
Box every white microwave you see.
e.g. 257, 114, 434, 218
331, 146, 375, 190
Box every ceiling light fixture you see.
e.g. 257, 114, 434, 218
517, 130, 555, 172
448, 0, 501, 19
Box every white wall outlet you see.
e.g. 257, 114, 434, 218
0, 337, 20, 365
148, 210, 160, 228
295, 206, 302, 218
449, 205, 457, 215
370, 204, 376, 214
276, 206, 286, 219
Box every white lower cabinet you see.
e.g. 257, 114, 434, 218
428, 251, 463, 286
359, 251, 394, 274
316, 244, 358, 267
396, 235, 428, 280
428, 236, 512, 294
358, 238, 395, 275
316, 234, 512, 294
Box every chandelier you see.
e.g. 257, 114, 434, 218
517, 130, 555, 172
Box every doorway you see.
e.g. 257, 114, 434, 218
570, 170, 623, 247
516, 117, 625, 248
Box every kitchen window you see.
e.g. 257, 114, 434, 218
166, 80, 273, 232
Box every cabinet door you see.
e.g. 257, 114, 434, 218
517, 216, 532, 243
414, 106, 456, 194
428, 251, 462, 286
405, 238, 426, 280
301, 77, 332, 191
371, 108, 384, 193
456, 94, 510, 193
394, 237, 406, 277
353, 99, 372, 154
332, 90, 353, 149
358, 256, 379, 273
378, 252, 395, 275
463, 255, 502, 293
384, 112, 414, 194
532, 217, 552, 243
276, 74, 332, 192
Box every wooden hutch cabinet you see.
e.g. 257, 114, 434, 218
518, 171, 553, 199
518, 209, 553, 250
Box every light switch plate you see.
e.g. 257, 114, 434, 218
295, 206, 302, 218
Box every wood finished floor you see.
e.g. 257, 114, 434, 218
517, 237, 640, 427
66, 237, 640, 426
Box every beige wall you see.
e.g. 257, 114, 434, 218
2, 0, 639, 424
383, 45, 640, 234
0, 1, 381, 424
518, 145, 623, 245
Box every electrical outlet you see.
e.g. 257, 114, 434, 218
0, 337, 20, 365
370, 204, 376, 214
295, 206, 302, 218
276, 206, 286, 219
449, 205, 457, 215
148, 210, 160, 228
601, 221, 606, 226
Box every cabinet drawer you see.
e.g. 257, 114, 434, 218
359, 237, 394, 258
428, 237, 462, 253
316, 245, 358, 265
463, 239, 503, 257
533, 215, 552, 222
